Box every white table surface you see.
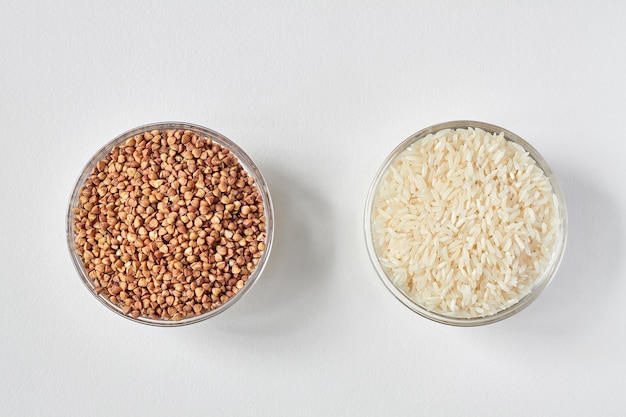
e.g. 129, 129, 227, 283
2, 1, 625, 416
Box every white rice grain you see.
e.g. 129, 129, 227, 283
372, 128, 560, 318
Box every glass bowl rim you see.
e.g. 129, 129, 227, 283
66, 121, 274, 327
363, 120, 568, 326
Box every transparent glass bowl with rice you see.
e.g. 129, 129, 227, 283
67, 122, 274, 326
364, 121, 567, 326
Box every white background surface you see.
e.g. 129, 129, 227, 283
1, 1, 625, 416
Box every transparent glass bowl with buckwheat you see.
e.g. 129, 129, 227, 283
364, 121, 567, 326
67, 122, 274, 326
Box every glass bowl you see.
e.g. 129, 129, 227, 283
67, 122, 274, 326
364, 120, 567, 326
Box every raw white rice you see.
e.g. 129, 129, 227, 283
371, 127, 560, 318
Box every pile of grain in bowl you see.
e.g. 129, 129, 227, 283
72, 129, 267, 321
371, 127, 560, 318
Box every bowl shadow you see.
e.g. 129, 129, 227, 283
202, 166, 336, 337
500, 164, 624, 336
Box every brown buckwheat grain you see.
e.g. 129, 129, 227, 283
72, 129, 267, 321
